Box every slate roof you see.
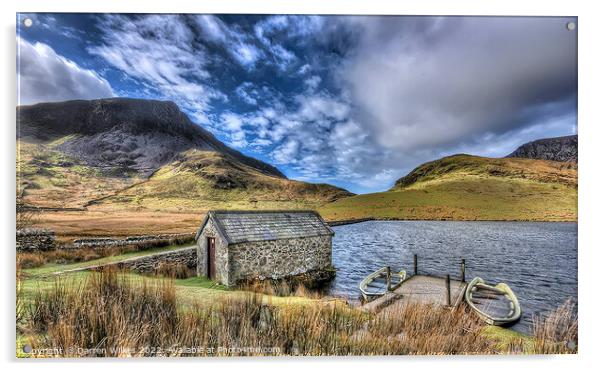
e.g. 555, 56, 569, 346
195, 210, 334, 244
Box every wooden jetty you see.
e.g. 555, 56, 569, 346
360, 255, 468, 313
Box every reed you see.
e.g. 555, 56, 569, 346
532, 299, 578, 354
21, 270, 577, 357
17, 246, 138, 269
154, 261, 196, 279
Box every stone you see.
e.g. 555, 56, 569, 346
16, 228, 56, 252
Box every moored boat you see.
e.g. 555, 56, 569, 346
359, 266, 406, 301
465, 277, 521, 326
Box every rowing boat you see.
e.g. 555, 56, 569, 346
359, 266, 406, 301
465, 277, 521, 326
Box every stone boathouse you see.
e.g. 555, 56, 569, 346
195, 210, 335, 287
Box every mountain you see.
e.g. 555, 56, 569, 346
17, 98, 284, 178
319, 154, 577, 222
506, 135, 577, 163
17, 98, 352, 221
90, 149, 352, 212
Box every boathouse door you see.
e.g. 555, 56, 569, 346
206, 237, 216, 280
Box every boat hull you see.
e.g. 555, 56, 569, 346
359, 267, 406, 302
465, 277, 521, 326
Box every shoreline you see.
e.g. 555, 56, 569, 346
327, 217, 577, 226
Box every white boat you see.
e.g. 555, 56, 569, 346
465, 277, 522, 326
359, 266, 406, 301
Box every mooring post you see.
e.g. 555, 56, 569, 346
460, 259, 466, 283
413, 254, 418, 276
386, 266, 392, 291
445, 274, 451, 306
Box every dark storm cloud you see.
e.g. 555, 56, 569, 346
337, 16, 577, 154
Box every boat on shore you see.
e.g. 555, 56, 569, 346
359, 266, 406, 301
465, 277, 521, 326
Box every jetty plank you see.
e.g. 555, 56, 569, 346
360, 274, 467, 313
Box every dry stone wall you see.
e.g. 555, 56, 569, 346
115, 246, 197, 273
16, 228, 56, 252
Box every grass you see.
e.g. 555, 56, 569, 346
532, 299, 578, 354
19, 143, 351, 238
13, 270, 486, 357
17, 269, 578, 357
17, 140, 140, 209
17, 258, 577, 356
320, 155, 577, 222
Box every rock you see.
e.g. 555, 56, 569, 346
507, 135, 577, 162
16, 228, 56, 252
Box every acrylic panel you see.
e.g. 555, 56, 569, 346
16, 13, 578, 357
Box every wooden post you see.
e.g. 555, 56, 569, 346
460, 259, 466, 283
386, 266, 392, 291
413, 254, 418, 276
445, 274, 451, 306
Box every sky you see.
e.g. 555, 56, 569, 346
16, 14, 577, 194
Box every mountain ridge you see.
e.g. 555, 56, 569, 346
506, 134, 577, 163
17, 98, 285, 178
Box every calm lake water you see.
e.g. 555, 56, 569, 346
326, 221, 577, 333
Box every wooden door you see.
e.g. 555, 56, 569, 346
206, 237, 216, 280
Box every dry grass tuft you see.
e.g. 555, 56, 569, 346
364, 302, 493, 355
154, 261, 196, 279
239, 279, 322, 299
532, 299, 578, 354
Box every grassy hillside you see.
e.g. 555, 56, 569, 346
18, 141, 352, 237
17, 140, 142, 209
90, 149, 352, 212
319, 155, 577, 222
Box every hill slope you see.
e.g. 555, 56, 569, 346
89, 149, 352, 212
507, 135, 577, 163
319, 155, 577, 222
17, 98, 284, 177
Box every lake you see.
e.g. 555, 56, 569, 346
327, 221, 577, 333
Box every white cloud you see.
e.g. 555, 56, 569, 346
298, 64, 311, 75
253, 16, 299, 70
271, 139, 300, 164
17, 37, 114, 105
89, 14, 223, 123
235, 82, 258, 105
294, 94, 349, 123
304, 75, 322, 91
194, 15, 262, 68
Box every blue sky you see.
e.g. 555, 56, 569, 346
16, 14, 577, 194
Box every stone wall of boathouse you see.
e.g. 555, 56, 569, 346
227, 235, 334, 287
